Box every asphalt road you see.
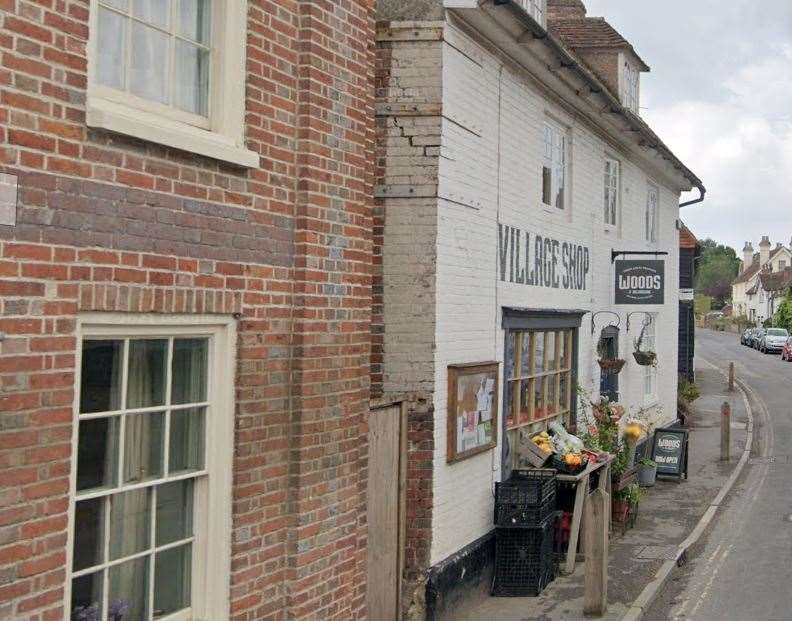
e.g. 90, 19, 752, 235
645, 328, 792, 621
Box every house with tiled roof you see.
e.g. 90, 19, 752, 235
734, 236, 792, 322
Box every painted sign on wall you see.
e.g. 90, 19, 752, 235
614, 260, 665, 304
497, 223, 590, 291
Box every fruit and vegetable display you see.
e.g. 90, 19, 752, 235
531, 431, 553, 455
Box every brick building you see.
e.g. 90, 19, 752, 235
0, 2, 375, 620
374, 0, 704, 618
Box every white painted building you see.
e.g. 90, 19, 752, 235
732, 237, 792, 321
375, 0, 704, 616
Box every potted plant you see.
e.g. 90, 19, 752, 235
597, 334, 626, 375
637, 457, 657, 487
633, 323, 657, 367
613, 483, 643, 524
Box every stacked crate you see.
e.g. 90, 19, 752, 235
492, 470, 557, 597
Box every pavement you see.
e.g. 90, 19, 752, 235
453, 333, 750, 621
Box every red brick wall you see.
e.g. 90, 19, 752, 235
0, 1, 375, 620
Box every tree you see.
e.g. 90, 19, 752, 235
774, 291, 792, 331
694, 239, 741, 308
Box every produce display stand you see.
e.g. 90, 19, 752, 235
556, 454, 614, 575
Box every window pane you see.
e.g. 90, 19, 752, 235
80, 340, 123, 414
559, 331, 568, 369
130, 22, 169, 104
560, 372, 569, 411
533, 332, 544, 373
132, 0, 170, 28
96, 7, 127, 90
519, 380, 531, 425
546, 332, 557, 370
108, 556, 149, 621
123, 412, 165, 484
109, 488, 151, 560
127, 339, 167, 409
174, 41, 209, 116
506, 332, 517, 379
73, 498, 105, 571
77, 417, 119, 492
171, 338, 208, 404
179, 0, 210, 43
533, 377, 544, 419
546, 375, 557, 417
169, 407, 205, 473
71, 571, 103, 621
154, 543, 192, 618
156, 479, 194, 546
542, 166, 551, 205
520, 333, 531, 377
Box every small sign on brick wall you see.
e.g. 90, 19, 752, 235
0, 173, 18, 227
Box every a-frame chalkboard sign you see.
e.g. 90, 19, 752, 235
651, 427, 689, 480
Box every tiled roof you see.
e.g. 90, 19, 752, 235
732, 247, 787, 285
679, 223, 697, 249
548, 17, 650, 70
759, 268, 792, 293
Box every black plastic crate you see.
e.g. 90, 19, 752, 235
492, 518, 556, 597
494, 470, 556, 527
495, 494, 555, 528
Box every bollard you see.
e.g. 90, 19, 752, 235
721, 401, 731, 462
728, 362, 735, 392
583, 488, 609, 616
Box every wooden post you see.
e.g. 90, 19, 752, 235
721, 401, 731, 462
583, 488, 609, 616
728, 362, 735, 392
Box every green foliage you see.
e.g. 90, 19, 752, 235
638, 457, 656, 467
616, 483, 643, 507
774, 291, 792, 332
694, 293, 712, 317
763, 318, 774, 328
694, 239, 741, 307
678, 379, 700, 403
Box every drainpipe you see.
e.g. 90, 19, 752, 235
679, 185, 706, 208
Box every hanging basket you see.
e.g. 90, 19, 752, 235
598, 358, 626, 376
632, 351, 657, 367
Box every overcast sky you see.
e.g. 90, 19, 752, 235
585, 0, 792, 254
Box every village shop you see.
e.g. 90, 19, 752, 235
373, 1, 703, 618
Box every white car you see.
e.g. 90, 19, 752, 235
759, 328, 790, 354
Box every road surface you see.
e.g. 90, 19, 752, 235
645, 328, 792, 621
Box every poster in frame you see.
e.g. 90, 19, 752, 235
447, 362, 499, 463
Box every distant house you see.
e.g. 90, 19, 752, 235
732, 236, 792, 320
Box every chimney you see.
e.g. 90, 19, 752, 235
759, 236, 771, 267
547, 0, 587, 21
743, 242, 754, 271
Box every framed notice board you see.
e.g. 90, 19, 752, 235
651, 427, 689, 480
447, 362, 499, 463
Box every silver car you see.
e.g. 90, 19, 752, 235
760, 328, 790, 354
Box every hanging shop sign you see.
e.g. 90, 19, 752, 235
614, 260, 665, 304
498, 223, 590, 291
651, 427, 688, 480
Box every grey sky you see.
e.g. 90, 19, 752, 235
585, 0, 792, 253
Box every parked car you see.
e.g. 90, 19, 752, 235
760, 328, 790, 354
750, 328, 766, 349
782, 337, 792, 361
740, 328, 753, 346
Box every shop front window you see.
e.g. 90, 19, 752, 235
506, 329, 574, 430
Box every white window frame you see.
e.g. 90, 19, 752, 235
520, 0, 546, 27
604, 156, 619, 227
86, 1, 257, 168
542, 120, 567, 210
65, 313, 236, 621
622, 60, 639, 113
642, 317, 658, 403
645, 182, 659, 243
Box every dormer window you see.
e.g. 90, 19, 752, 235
622, 60, 639, 113
520, 0, 546, 27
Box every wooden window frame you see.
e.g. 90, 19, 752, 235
86, 0, 257, 167
66, 313, 236, 621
